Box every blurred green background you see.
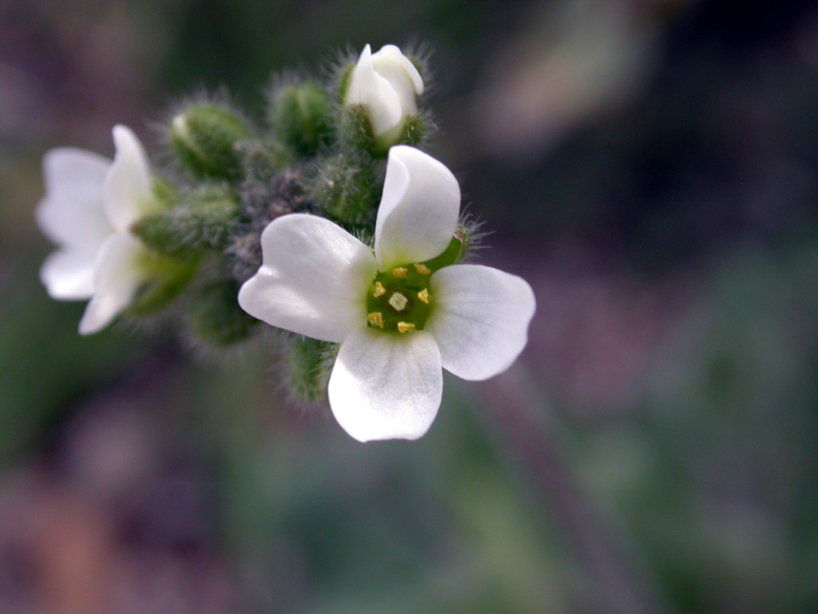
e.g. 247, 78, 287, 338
2, 1, 818, 612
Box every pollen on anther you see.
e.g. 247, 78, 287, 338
373, 281, 386, 297
392, 267, 408, 278
414, 263, 431, 275
417, 288, 429, 304
367, 312, 384, 329
397, 322, 415, 333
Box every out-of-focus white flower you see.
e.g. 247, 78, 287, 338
344, 44, 424, 146
238, 146, 536, 442
37, 125, 164, 334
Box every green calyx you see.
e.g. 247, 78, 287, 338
338, 106, 426, 157
286, 336, 335, 404
419, 235, 466, 272
127, 251, 198, 317
169, 102, 252, 181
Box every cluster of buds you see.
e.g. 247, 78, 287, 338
37, 45, 536, 442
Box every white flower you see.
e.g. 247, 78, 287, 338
238, 146, 536, 442
36, 125, 164, 334
344, 44, 424, 146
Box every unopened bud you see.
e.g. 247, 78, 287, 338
131, 185, 240, 259
310, 155, 378, 225
169, 102, 252, 180
268, 82, 332, 156
341, 44, 424, 153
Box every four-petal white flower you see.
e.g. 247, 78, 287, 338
344, 44, 424, 146
238, 145, 536, 442
37, 125, 164, 334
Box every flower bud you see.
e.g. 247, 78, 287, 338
268, 82, 332, 156
310, 154, 378, 225
342, 44, 424, 151
131, 184, 240, 259
169, 102, 252, 181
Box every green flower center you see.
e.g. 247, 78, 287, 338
365, 263, 433, 333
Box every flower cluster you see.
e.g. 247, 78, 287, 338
36, 45, 536, 441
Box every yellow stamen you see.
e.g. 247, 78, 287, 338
417, 288, 429, 304
388, 292, 409, 311
397, 322, 415, 333
373, 281, 386, 297
367, 312, 384, 329
392, 267, 408, 278
414, 263, 431, 275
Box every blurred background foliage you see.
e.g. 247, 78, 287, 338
2, 0, 818, 612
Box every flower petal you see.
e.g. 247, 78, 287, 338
374, 146, 461, 270
237, 214, 377, 343
103, 125, 158, 232
345, 44, 404, 137
370, 44, 423, 115
36, 148, 113, 251
40, 249, 96, 300
78, 233, 148, 335
426, 264, 536, 381
328, 328, 442, 442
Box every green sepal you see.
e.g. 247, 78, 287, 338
420, 234, 466, 272
169, 102, 252, 181
338, 106, 427, 157
187, 280, 260, 348
336, 61, 355, 102
286, 336, 335, 405
268, 82, 332, 157
396, 113, 426, 148
338, 105, 379, 156
126, 253, 198, 317
310, 155, 378, 225
131, 184, 240, 259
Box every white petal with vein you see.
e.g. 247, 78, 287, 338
79, 233, 148, 335
328, 328, 442, 442
36, 148, 112, 251
103, 125, 157, 232
374, 146, 460, 270
39, 249, 97, 300
238, 214, 377, 343
427, 264, 536, 381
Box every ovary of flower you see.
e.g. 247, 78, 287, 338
344, 44, 424, 146
238, 146, 536, 442
36, 125, 163, 335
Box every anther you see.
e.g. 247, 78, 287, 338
388, 292, 409, 311
392, 267, 408, 278
367, 312, 384, 329
373, 281, 386, 297
413, 263, 431, 275
397, 322, 415, 333
417, 288, 429, 304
